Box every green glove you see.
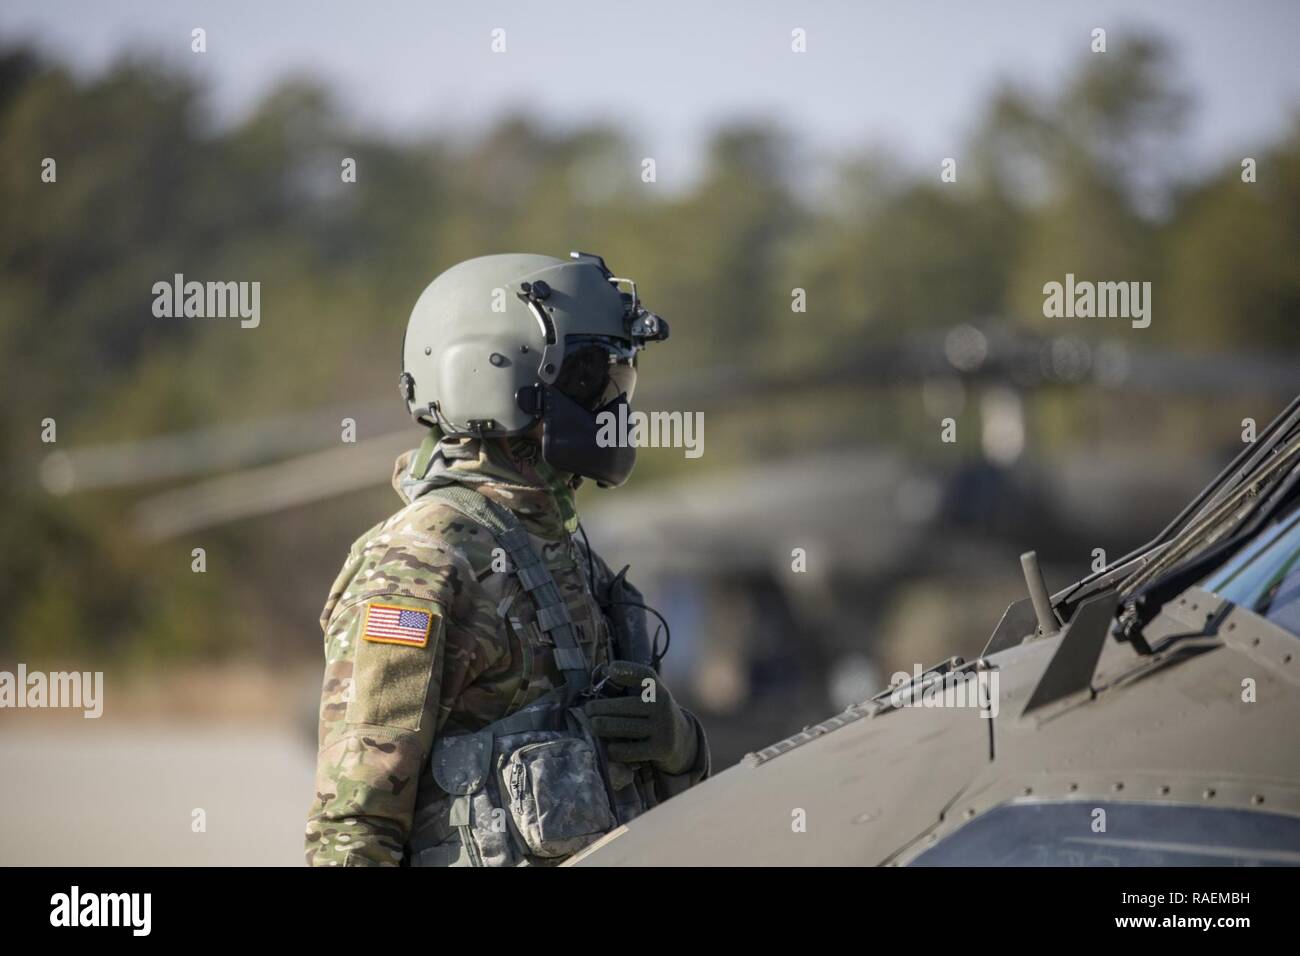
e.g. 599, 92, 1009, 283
583, 660, 698, 775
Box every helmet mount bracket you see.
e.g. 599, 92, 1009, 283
518, 282, 564, 386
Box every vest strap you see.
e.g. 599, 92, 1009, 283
423, 484, 591, 694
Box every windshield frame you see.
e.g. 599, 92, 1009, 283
1054, 395, 1300, 618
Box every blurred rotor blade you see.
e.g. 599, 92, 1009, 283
42, 332, 1297, 497
45, 327, 1300, 544
133, 430, 417, 541
40, 400, 397, 495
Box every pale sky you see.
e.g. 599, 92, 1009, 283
3, 0, 1298, 185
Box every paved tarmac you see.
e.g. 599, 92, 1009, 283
0, 723, 315, 866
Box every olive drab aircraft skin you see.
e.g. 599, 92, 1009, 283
569, 395, 1300, 867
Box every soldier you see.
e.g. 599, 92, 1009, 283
305, 252, 709, 866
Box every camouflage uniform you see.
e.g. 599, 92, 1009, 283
305, 432, 708, 866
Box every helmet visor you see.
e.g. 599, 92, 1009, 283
553, 336, 638, 411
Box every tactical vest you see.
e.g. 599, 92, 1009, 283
406, 484, 660, 866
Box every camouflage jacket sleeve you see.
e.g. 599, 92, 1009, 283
304, 519, 491, 866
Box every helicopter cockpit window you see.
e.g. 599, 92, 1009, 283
1201, 502, 1300, 638
910, 800, 1300, 866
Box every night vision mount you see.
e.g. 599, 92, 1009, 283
513, 251, 669, 388
568, 250, 670, 347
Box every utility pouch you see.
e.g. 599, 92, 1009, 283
429, 729, 517, 867
498, 734, 616, 858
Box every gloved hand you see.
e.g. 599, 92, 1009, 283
583, 660, 698, 775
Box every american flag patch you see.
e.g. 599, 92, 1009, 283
362, 603, 434, 647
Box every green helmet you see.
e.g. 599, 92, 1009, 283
400, 251, 668, 486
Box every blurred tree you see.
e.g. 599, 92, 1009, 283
1164, 116, 1300, 351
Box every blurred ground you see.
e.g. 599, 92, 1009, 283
0, 666, 319, 866
0, 722, 314, 866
